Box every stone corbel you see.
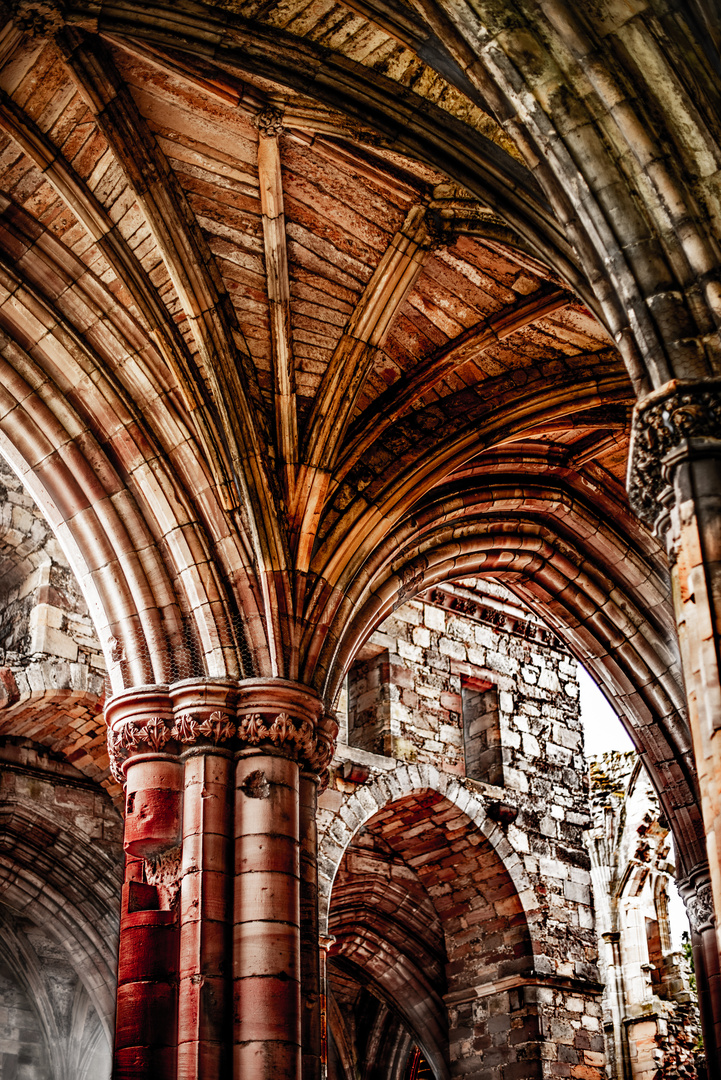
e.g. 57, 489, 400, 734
253, 105, 285, 138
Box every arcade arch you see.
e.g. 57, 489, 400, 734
0, 1, 719, 1076
319, 771, 600, 1079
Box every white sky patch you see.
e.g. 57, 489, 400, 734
578, 664, 634, 754
578, 664, 690, 947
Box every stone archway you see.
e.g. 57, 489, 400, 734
0, 4, 720, 1075
319, 767, 604, 1079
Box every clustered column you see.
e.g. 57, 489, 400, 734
678, 866, 721, 1080
106, 677, 337, 1080
629, 379, 721, 1070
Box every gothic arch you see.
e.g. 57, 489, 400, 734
319, 477, 704, 873
320, 769, 600, 1078
1, 3, 720, 1071
0, 799, 121, 1038
317, 763, 536, 936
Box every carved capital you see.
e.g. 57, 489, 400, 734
106, 686, 174, 783
685, 882, 715, 934
677, 864, 716, 935
253, 106, 284, 138
171, 710, 236, 744
235, 678, 334, 772
628, 378, 721, 529
106, 678, 335, 782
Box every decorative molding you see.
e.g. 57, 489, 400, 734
107, 707, 338, 782
628, 379, 721, 527
4, 0, 64, 37
171, 710, 236, 744
423, 584, 561, 648
443, 971, 604, 1006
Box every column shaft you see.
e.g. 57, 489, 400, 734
234, 752, 302, 1079
114, 754, 182, 1079
670, 454, 721, 932
299, 773, 321, 1080
177, 748, 234, 1078
107, 679, 330, 1080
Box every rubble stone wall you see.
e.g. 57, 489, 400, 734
0, 458, 110, 795
320, 581, 604, 1079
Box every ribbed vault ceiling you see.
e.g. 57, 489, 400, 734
0, 2, 706, 867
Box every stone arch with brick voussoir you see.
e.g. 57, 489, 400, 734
318, 768, 601, 1080
0, 0, 720, 1077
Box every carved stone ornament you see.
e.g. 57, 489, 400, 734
171, 710, 237, 744
108, 710, 236, 782
107, 707, 338, 782
3, 0, 64, 36
235, 710, 338, 772
253, 106, 284, 138
684, 881, 715, 935
628, 379, 721, 527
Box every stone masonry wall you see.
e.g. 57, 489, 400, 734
345, 577, 587, 825
0, 457, 105, 676
321, 578, 604, 1080
0, 457, 111, 795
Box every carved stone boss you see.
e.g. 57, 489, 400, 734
628, 377, 721, 529
106, 681, 337, 783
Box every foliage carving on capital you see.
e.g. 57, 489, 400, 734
269, 711, 296, 746
684, 881, 715, 935
169, 710, 236, 744
107, 697, 336, 783
628, 381, 721, 527
107, 716, 172, 782
108, 710, 237, 781
171, 713, 199, 742
237, 712, 269, 743
235, 710, 338, 772
144, 716, 171, 751
198, 711, 237, 741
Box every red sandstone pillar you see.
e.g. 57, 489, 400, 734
232, 679, 330, 1080
176, 746, 234, 1077
235, 750, 301, 1077
299, 773, 321, 1080
107, 690, 183, 1080
106, 678, 335, 1080
171, 677, 237, 1079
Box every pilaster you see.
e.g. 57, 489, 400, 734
678, 865, 721, 1080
